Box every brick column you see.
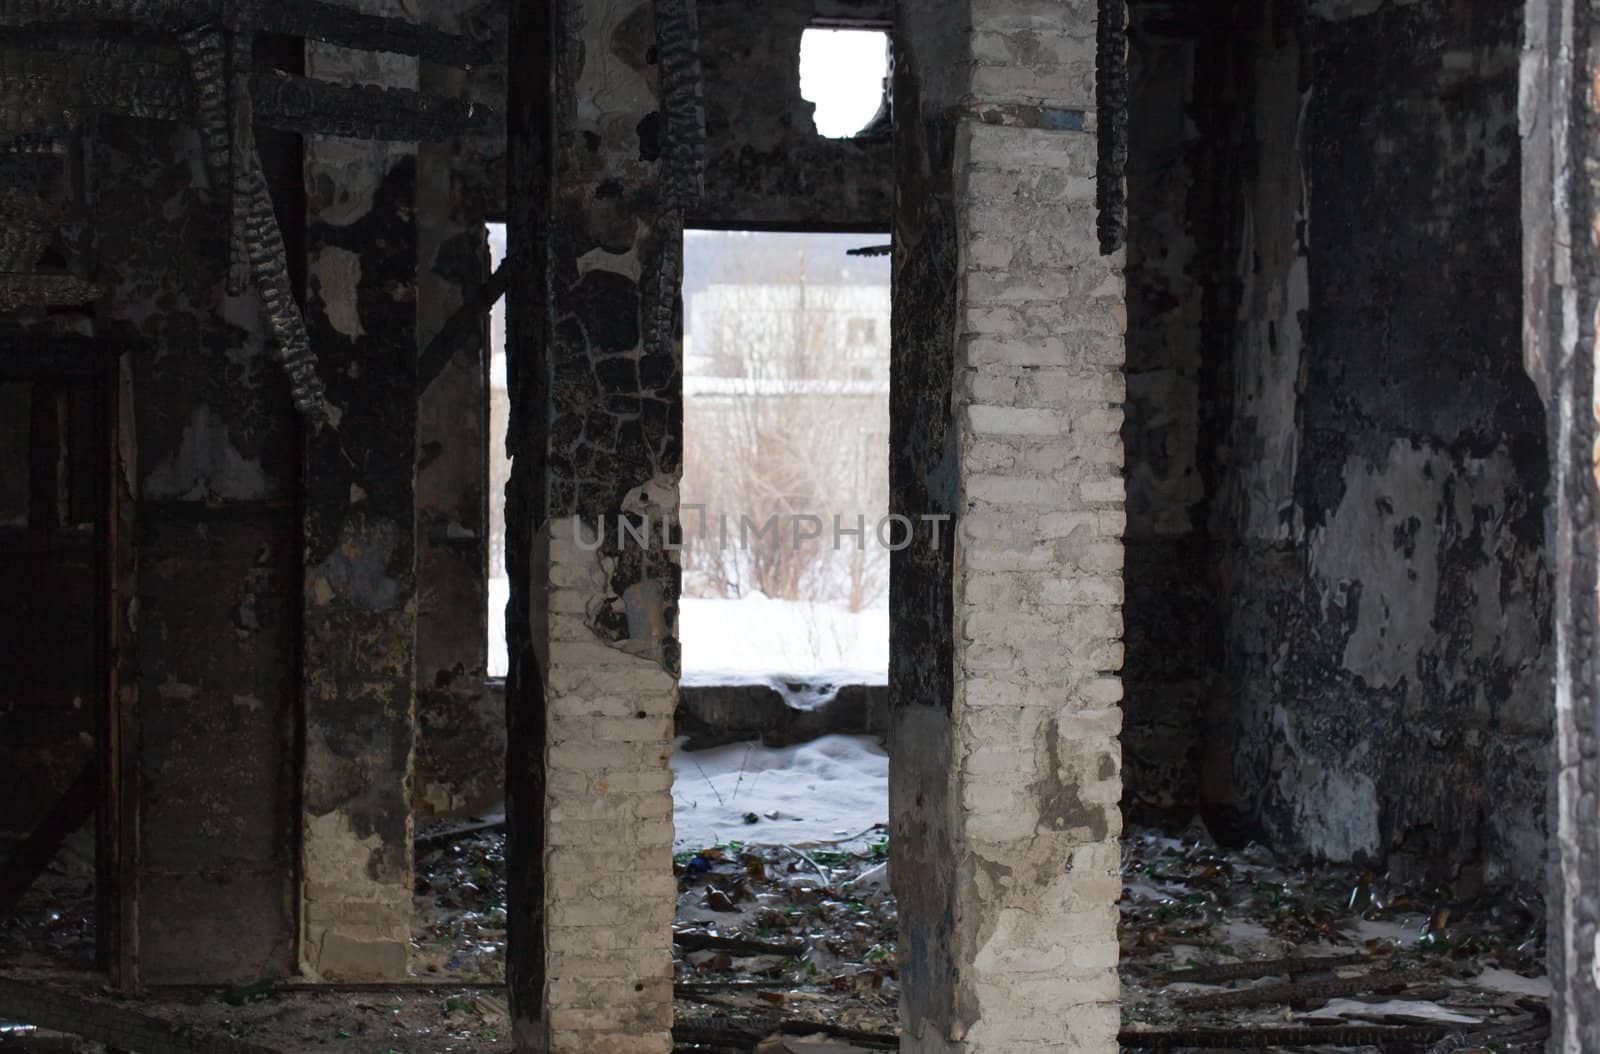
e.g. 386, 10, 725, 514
892, 1, 1125, 1050
506, 0, 682, 1050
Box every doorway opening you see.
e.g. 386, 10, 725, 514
0, 337, 121, 981
670, 229, 897, 1030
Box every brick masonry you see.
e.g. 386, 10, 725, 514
892, 0, 1125, 1051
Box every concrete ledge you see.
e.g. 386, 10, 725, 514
675, 680, 889, 750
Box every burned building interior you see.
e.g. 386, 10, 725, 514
4, 0, 1600, 1052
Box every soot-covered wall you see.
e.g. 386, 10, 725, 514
1124, 0, 1551, 888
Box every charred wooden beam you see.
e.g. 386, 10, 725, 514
0, 759, 97, 914
226, 28, 251, 294
0, 0, 486, 67
1119, 1024, 1451, 1050
252, 0, 488, 68
251, 66, 497, 142
1173, 969, 1416, 1011
672, 930, 805, 956
0, 272, 99, 311
1159, 952, 1372, 986
0, 976, 290, 1054
417, 258, 506, 395
0, 37, 499, 143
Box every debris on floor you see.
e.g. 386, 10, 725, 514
671, 832, 898, 1047
0, 809, 1552, 1053
1115, 824, 1549, 1052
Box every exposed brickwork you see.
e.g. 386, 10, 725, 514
893, 1, 1125, 1050
537, 520, 677, 1054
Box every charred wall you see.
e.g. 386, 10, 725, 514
1121, 1, 1217, 821
0, 353, 103, 844
98, 116, 303, 981
696, 0, 892, 229
1128, 0, 1552, 888
414, 0, 507, 821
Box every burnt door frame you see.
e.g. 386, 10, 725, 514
0, 330, 132, 984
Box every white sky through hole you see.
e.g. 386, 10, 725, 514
799, 29, 889, 138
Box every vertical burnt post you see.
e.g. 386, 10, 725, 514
505, 0, 553, 1039
1524, 0, 1600, 1047
886, 0, 963, 1040
1096, 0, 1129, 256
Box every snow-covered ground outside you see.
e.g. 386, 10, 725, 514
670, 733, 888, 851
488, 587, 887, 685
679, 593, 887, 684
488, 586, 892, 847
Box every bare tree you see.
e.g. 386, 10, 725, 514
681, 239, 889, 612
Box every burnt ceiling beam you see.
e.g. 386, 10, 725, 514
0, 38, 499, 141
0, 0, 487, 67
251, 67, 498, 142
0, 0, 496, 417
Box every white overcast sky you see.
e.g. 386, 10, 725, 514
799, 29, 889, 138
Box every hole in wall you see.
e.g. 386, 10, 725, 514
799, 28, 889, 139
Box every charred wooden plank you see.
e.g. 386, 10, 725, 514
1160, 952, 1372, 986
0, 976, 290, 1054
1119, 1023, 1450, 1050
417, 259, 507, 395
673, 930, 805, 957
0, 36, 498, 143
0, 0, 485, 68
249, 67, 497, 141
1173, 969, 1416, 1011
251, 0, 488, 68
0, 759, 97, 914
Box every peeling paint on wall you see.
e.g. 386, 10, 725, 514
1193, 0, 1550, 890
142, 406, 272, 502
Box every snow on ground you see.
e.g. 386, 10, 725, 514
1313, 999, 1482, 1025
1471, 968, 1553, 998
671, 733, 888, 851
680, 593, 888, 684
492, 587, 886, 685
1352, 916, 1427, 946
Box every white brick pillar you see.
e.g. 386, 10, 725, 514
535, 518, 678, 1054
891, 1, 1125, 1051
505, 0, 683, 1050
